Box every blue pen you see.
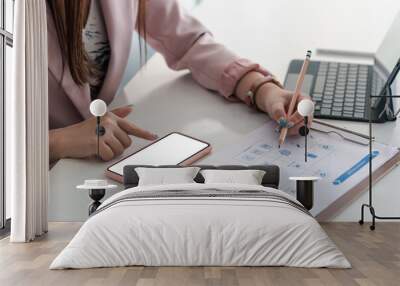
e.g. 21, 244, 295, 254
333, 151, 379, 185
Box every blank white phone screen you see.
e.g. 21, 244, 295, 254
109, 133, 209, 176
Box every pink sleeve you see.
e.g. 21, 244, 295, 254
141, 0, 272, 99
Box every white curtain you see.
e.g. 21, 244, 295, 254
8, 0, 49, 242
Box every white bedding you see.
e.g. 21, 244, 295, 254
50, 183, 350, 269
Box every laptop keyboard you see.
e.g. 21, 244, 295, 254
371, 69, 385, 106
312, 62, 371, 119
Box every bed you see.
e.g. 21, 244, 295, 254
50, 165, 350, 269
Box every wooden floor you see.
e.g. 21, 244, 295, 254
0, 222, 399, 286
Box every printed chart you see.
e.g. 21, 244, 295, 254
206, 121, 399, 218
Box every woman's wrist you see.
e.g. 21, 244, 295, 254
235, 71, 265, 102
254, 82, 283, 113
235, 71, 283, 111
49, 129, 66, 162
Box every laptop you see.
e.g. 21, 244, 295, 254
284, 12, 400, 123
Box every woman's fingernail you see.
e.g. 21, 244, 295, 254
152, 134, 159, 140
277, 117, 288, 128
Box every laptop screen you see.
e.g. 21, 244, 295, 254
375, 11, 400, 94
373, 11, 400, 117
390, 64, 400, 96
388, 61, 400, 117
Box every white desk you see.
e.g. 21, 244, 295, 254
49, 0, 400, 222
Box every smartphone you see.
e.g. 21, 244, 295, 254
105, 132, 212, 182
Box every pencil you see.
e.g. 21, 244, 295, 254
278, 50, 312, 148
313, 119, 372, 140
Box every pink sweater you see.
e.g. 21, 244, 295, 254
47, 0, 270, 129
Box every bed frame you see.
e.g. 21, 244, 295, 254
86, 165, 315, 215
122, 165, 314, 211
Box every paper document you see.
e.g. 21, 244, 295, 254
206, 121, 399, 218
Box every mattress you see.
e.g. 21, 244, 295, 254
50, 183, 350, 269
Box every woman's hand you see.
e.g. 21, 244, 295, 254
255, 82, 313, 136
50, 105, 157, 162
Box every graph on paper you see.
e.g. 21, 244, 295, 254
204, 121, 399, 217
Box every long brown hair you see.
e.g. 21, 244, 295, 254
47, 0, 147, 86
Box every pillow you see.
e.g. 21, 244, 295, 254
200, 169, 266, 185
135, 167, 201, 186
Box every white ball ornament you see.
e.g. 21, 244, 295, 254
90, 99, 107, 117
297, 99, 315, 117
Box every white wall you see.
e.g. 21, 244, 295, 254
119, 0, 203, 91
